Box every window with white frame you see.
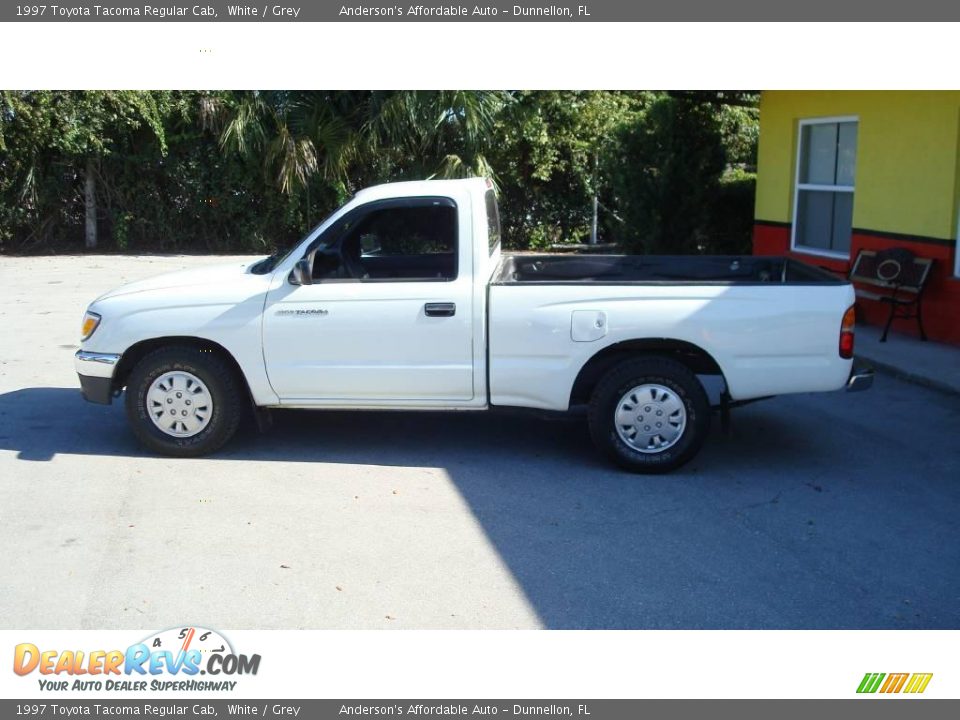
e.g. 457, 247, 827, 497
792, 117, 858, 256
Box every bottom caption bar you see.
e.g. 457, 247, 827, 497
3, 700, 958, 719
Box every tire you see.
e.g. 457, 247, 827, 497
588, 355, 710, 473
124, 345, 244, 457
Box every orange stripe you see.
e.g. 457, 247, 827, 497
880, 673, 908, 693
891, 674, 909, 693
180, 627, 196, 653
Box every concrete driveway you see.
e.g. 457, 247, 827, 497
1, 254, 958, 630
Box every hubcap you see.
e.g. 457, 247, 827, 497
146, 371, 213, 438
614, 383, 687, 454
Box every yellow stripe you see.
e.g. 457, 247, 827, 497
906, 673, 933, 694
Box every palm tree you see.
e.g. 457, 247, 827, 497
202, 91, 354, 195
359, 90, 507, 182
203, 91, 508, 210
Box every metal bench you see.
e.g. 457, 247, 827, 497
849, 248, 934, 342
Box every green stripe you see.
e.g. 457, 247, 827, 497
857, 673, 885, 693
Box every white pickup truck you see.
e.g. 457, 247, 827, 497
75, 177, 872, 472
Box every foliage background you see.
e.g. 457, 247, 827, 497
0, 90, 757, 255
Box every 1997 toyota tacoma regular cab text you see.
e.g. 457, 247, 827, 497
75, 178, 873, 473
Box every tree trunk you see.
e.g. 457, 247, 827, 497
589, 152, 599, 245
591, 194, 598, 245
84, 157, 97, 249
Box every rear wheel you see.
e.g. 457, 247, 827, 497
588, 356, 710, 473
124, 346, 244, 457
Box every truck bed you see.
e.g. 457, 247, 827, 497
487, 252, 855, 410
494, 254, 844, 285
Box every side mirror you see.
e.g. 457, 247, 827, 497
290, 257, 313, 286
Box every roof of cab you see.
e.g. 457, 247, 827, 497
352, 177, 489, 202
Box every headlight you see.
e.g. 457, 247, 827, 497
80, 311, 101, 341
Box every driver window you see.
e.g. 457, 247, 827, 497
324, 201, 458, 282
312, 250, 343, 280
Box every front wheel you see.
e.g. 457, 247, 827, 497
588, 356, 710, 473
124, 346, 244, 457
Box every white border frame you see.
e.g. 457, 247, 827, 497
790, 115, 859, 260
1, 21, 960, 705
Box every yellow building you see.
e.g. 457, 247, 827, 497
753, 91, 960, 344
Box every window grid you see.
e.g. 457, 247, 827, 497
791, 116, 858, 260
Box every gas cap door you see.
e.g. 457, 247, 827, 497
571, 310, 608, 342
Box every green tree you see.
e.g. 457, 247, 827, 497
359, 90, 507, 183
486, 90, 648, 249
0, 91, 170, 248
204, 90, 508, 225
716, 102, 759, 168
606, 95, 727, 254
0, 90, 758, 255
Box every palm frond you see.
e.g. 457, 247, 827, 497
266, 125, 317, 196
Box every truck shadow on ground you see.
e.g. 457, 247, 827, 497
0, 387, 806, 468
2, 385, 959, 629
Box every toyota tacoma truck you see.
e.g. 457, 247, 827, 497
75, 177, 872, 473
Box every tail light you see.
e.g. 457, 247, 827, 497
839, 305, 856, 359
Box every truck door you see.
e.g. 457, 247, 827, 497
262, 196, 475, 404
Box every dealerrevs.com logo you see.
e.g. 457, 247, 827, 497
857, 673, 933, 694
13, 626, 261, 692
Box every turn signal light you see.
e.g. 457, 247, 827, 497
839, 305, 856, 359
80, 311, 101, 341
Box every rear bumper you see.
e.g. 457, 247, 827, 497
75, 350, 121, 404
846, 363, 874, 392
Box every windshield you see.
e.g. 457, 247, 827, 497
250, 245, 295, 275
249, 215, 333, 275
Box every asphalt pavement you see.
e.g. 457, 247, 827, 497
1, 254, 958, 629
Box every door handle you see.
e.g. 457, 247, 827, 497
424, 302, 456, 317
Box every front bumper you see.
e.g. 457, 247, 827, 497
75, 350, 121, 404
846, 363, 874, 392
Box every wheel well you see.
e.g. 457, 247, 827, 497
569, 339, 725, 407
112, 337, 251, 401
